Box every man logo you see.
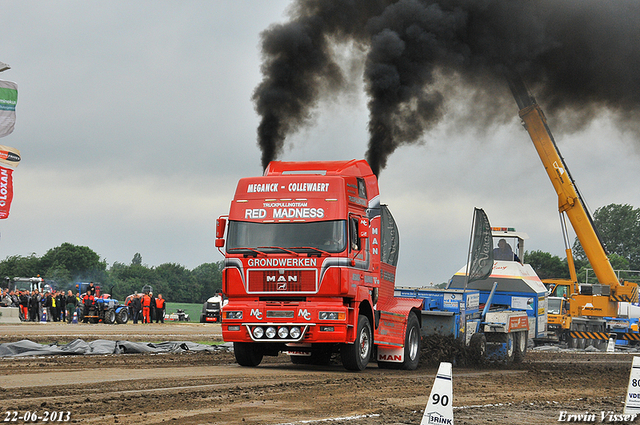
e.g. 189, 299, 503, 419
267, 273, 298, 290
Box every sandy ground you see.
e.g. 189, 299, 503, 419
0, 322, 635, 425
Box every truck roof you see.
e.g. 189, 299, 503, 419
264, 159, 374, 178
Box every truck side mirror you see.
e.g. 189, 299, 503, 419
215, 217, 227, 248
216, 217, 227, 239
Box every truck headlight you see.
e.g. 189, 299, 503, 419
319, 311, 345, 320
224, 311, 243, 320
277, 327, 289, 339
289, 327, 301, 339
265, 326, 277, 339
252, 326, 264, 339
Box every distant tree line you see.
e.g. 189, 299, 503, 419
0, 242, 223, 304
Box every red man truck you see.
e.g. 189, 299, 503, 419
215, 159, 423, 371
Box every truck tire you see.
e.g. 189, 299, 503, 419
341, 314, 372, 371
234, 342, 263, 367
503, 333, 515, 364
402, 314, 421, 370
104, 309, 116, 324
514, 331, 528, 363
469, 332, 487, 365
200, 314, 206, 323
116, 308, 129, 324
378, 313, 421, 370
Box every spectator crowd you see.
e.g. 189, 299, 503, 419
124, 292, 166, 324
0, 286, 167, 324
0, 287, 78, 322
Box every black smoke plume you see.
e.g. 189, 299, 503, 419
253, 0, 640, 176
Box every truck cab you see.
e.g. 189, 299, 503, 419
217, 160, 423, 370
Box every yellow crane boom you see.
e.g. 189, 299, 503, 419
506, 72, 637, 317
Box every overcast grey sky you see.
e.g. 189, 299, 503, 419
1, 1, 639, 286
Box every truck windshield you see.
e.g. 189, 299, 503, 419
548, 298, 562, 315
227, 220, 347, 254
14, 282, 32, 292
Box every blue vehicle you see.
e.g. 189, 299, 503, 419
76, 282, 129, 324
397, 228, 548, 364
81, 296, 129, 324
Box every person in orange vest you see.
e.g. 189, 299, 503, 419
19, 291, 29, 321
141, 292, 151, 324
155, 294, 165, 323
82, 292, 94, 323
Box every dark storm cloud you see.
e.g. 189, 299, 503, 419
254, 0, 640, 175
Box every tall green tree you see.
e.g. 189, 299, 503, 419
39, 243, 107, 288
108, 261, 156, 300
154, 263, 195, 303
523, 250, 571, 280
0, 253, 41, 280
573, 203, 640, 270
192, 262, 223, 302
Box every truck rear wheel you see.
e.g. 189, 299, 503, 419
504, 333, 515, 364
470, 333, 487, 365
378, 313, 421, 370
341, 314, 372, 371
514, 331, 528, 363
403, 314, 421, 370
234, 342, 263, 367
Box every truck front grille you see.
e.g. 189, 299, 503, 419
247, 269, 317, 293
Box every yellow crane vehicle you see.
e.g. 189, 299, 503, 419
506, 71, 639, 348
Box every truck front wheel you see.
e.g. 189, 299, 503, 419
341, 314, 372, 371
234, 342, 263, 367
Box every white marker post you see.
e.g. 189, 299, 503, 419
606, 333, 616, 353
624, 357, 640, 414
421, 362, 454, 425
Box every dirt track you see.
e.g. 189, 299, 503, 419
0, 323, 635, 424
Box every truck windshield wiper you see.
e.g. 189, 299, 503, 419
227, 247, 267, 257
257, 246, 301, 256
290, 246, 331, 256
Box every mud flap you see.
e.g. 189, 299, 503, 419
377, 346, 404, 363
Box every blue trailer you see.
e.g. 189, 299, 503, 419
397, 228, 548, 363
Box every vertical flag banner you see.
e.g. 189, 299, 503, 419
0, 80, 18, 138
0, 145, 20, 219
468, 208, 494, 284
